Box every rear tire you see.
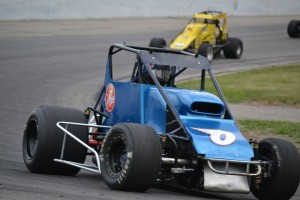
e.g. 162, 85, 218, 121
251, 138, 300, 200
198, 43, 214, 62
149, 37, 167, 48
23, 106, 88, 175
100, 123, 162, 191
287, 20, 300, 38
223, 38, 243, 59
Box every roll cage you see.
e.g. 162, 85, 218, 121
94, 44, 235, 138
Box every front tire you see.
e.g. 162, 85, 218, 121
100, 123, 162, 191
198, 43, 214, 62
251, 138, 300, 200
23, 106, 88, 175
223, 38, 243, 59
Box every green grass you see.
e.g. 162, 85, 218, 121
177, 65, 300, 107
238, 120, 300, 150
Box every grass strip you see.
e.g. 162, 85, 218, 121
177, 65, 300, 107
238, 119, 300, 150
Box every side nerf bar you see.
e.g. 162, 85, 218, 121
54, 121, 111, 174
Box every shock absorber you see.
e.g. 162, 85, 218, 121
249, 139, 263, 186
253, 166, 263, 185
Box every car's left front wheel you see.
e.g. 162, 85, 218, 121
100, 123, 162, 191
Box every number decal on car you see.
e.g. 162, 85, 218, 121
192, 128, 236, 146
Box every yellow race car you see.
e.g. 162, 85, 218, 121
149, 11, 243, 62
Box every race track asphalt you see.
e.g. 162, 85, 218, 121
0, 15, 299, 200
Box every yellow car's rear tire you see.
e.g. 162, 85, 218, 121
149, 37, 167, 48
223, 38, 243, 59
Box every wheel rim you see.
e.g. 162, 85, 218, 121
207, 47, 214, 61
236, 44, 242, 56
108, 136, 127, 175
25, 119, 38, 159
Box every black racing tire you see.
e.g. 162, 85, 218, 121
149, 37, 167, 48
197, 43, 214, 62
287, 20, 300, 38
223, 37, 243, 59
100, 123, 162, 191
23, 106, 88, 175
251, 138, 300, 200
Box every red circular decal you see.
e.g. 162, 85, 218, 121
105, 83, 115, 112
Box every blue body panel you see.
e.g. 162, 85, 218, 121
110, 82, 142, 124
144, 87, 166, 134
103, 61, 253, 162
182, 116, 253, 160
164, 88, 224, 117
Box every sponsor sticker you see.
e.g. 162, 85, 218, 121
105, 83, 115, 112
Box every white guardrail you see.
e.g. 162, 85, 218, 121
0, 0, 300, 20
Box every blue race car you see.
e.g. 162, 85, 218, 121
23, 44, 300, 200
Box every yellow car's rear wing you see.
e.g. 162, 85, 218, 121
193, 12, 227, 20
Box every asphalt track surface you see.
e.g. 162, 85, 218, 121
0, 15, 300, 200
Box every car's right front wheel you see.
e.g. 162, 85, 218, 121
198, 43, 214, 62
100, 123, 162, 192
251, 138, 300, 200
